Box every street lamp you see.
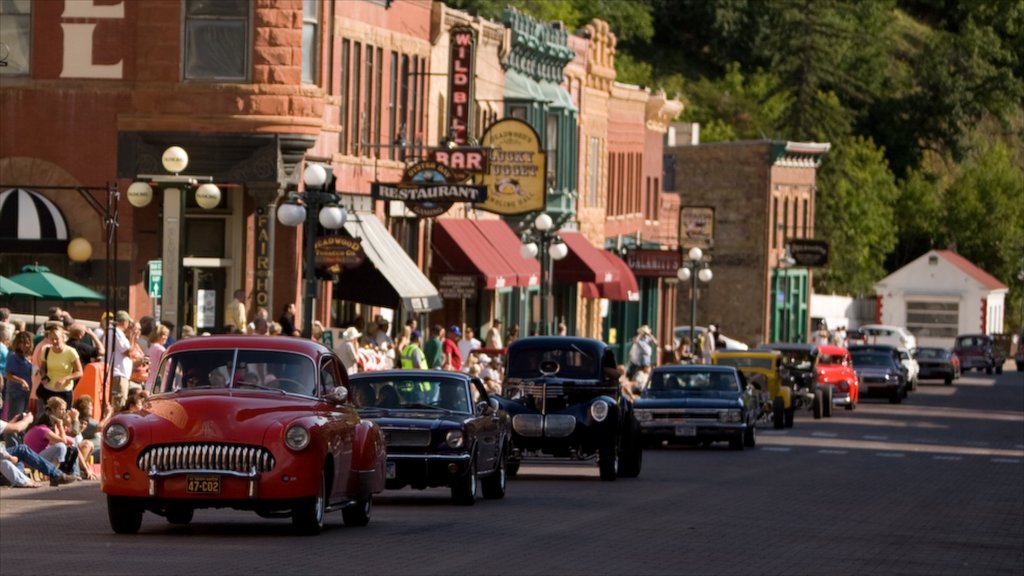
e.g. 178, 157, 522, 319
277, 163, 348, 338
520, 212, 568, 335
132, 146, 221, 339
677, 246, 713, 352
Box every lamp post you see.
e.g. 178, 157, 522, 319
277, 163, 348, 339
131, 146, 221, 339
776, 244, 797, 342
677, 246, 713, 352
520, 213, 568, 335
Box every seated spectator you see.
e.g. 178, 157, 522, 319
24, 397, 76, 475
73, 395, 111, 469
121, 388, 149, 412
0, 412, 76, 487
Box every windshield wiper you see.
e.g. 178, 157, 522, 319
235, 382, 284, 394
403, 403, 451, 412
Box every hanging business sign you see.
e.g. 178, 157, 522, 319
371, 161, 488, 218
625, 249, 683, 277
680, 206, 715, 250
475, 118, 546, 216
315, 235, 365, 269
448, 26, 475, 146
787, 239, 830, 267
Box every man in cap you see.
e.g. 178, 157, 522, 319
442, 325, 463, 371
400, 330, 428, 370
334, 326, 362, 375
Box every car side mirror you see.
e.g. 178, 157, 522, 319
326, 387, 348, 404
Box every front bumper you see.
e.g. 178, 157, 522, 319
639, 421, 746, 443
831, 392, 853, 406
384, 452, 472, 490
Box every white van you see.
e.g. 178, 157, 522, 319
857, 324, 917, 350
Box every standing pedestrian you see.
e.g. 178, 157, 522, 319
701, 324, 718, 364
423, 324, 445, 369
225, 290, 248, 334
399, 330, 428, 369
484, 319, 504, 349
278, 303, 300, 337
442, 325, 463, 371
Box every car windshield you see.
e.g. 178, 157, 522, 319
915, 348, 945, 359
155, 349, 318, 396
351, 376, 472, 413
506, 346, 598, 380
715, 356, 774, 369
955, 337, 987, 348
645, 370, 739, 398
851, 353, 894, 368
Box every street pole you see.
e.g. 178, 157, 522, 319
301, 189, 318, 339
540, 234, 550, 336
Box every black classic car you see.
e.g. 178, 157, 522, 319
633, 365, 758, 450
498, 336, 642, 481
758, 343, 829, 419
850, 350, 907, 403
349, 370, 510, 505
913, 346, 961, 385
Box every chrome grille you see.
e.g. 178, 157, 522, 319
519, 383, 564, 398
382, 428, 432, 447
137, 443, 275, 473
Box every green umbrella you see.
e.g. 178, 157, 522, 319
0, 274, 44, 298
9, 264, 105, 301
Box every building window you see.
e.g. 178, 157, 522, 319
339, 39, 350, 155
509, 106, 527, 121
373, 46, 383, 158
588, 137, 600, 208
183, 0, 250, 81
389, 51, 398, 161
362, 46, 374, 156
301, 0, 319, 84
906, 300, 959, 338
0, 0, 31, 76
546, 113, 558, 191
352, 42, 362, 155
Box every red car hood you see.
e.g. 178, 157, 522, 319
124, 390, 322, 445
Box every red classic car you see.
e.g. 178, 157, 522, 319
815, 345, 860, 411
101, 336, 386, 535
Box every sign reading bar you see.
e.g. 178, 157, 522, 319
786, 239, 830, 267
475, 119, 546, 216
625, 249, 683, 277
437, 274, 478, 300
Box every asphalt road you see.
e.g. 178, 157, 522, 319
2, 366, 1021, 576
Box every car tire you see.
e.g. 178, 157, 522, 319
451, 459, 477, 505
481, 453, 507, 499
165, 507, 194, 525
107, 495, 144, 535
784, 406, 795, 428
822, 388, 834, 418
598, 442, 618, 481
812, 390, 823, 419
889, 387, 902, 404
996, 364, 1003, 375
618, 434, 643, 479
292, 472, 326, 535
729, 435, 744, 450
342, 495, 372, 527
743, 424, 756, 448
772, 397, 786, 429
944, 375, 953, 386
986, 365, 994, 375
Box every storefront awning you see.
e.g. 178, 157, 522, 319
539, 80, 577, 111
471, 219, 539, 287
336, 213, 442, 313
433, 219, 518, 289
555, 231, 619, 285
582, 250, 640, 302
505, 69, 547, 101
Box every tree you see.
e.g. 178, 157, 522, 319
814, 137, 900, 296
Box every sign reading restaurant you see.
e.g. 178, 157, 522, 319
475, 118, 546, 215
372, 161, 487, 218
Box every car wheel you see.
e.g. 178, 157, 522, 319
451, 458, 477, 505
293, 471, 326, 535
784, 406, 795, 428
845, 400, 855, 411
772, 397, 786, 429
342, 495, 372, 527
986, 365, 994, 375
165, 507, 194, 525
618, 430, 643, 478
743, 424, 756, 448
481, 453, 507, 499
107, 495, 144, 535
944, 375, 953, 386
729, 435, 744, 450
812, 390, 823, 419
889, 387, 902, 404
996, 364, 1003, 375
598, 442, 618, 481
822, 388, 834, 418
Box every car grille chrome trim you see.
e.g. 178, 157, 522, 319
381, 428, 432, 447
138, 443, 275, 474
544, 415, 576, 437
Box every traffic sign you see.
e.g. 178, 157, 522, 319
148, 260, 163, 298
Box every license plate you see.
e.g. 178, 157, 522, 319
674, 425, 696, 437
186, 474, 220, 494
386, 461, 396, 480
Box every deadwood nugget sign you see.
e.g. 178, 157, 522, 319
475, 118, 546, 215
372, 161, 487, 218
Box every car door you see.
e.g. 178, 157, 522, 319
470, 378, 501, 473
319, 355, 355, 498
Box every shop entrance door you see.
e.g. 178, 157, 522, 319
183, 260, 227, 334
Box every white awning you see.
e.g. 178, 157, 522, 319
339, 213, 441, 313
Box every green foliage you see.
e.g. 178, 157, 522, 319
678, 63, 786, 141
814, 137, 900, 295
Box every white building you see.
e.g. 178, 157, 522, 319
874, 249, 1008, 348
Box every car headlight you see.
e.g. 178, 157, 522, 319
104, 423, 130, 449
445, 430, 464, 448
718, 410, 742, 423
635, 409, 653, 422
590, 401, 610, 423
285, 424, 310, 451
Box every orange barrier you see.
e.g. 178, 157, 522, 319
72, 362, 105, 421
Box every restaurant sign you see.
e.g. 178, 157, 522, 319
787, 239, 830, 267
372, 161, 487, 218
475, 118, 546, 216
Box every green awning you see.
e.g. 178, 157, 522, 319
505, 69, 547, 102
539, 80, 577, 111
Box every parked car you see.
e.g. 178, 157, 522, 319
850, 349, 907, 403
633, 365, 759, 450
857, 324, 918, 351
101, 336, 386, 535
673, 325, 749, 351
499, 336, 642, 481
953, 334, 1006, 374
913, 347, 961, 385
348, 370, 510, 505
712, 350, 790, 429
848, 344, 916, 394
757, 343, 828, 419
814, 345, 860, 410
